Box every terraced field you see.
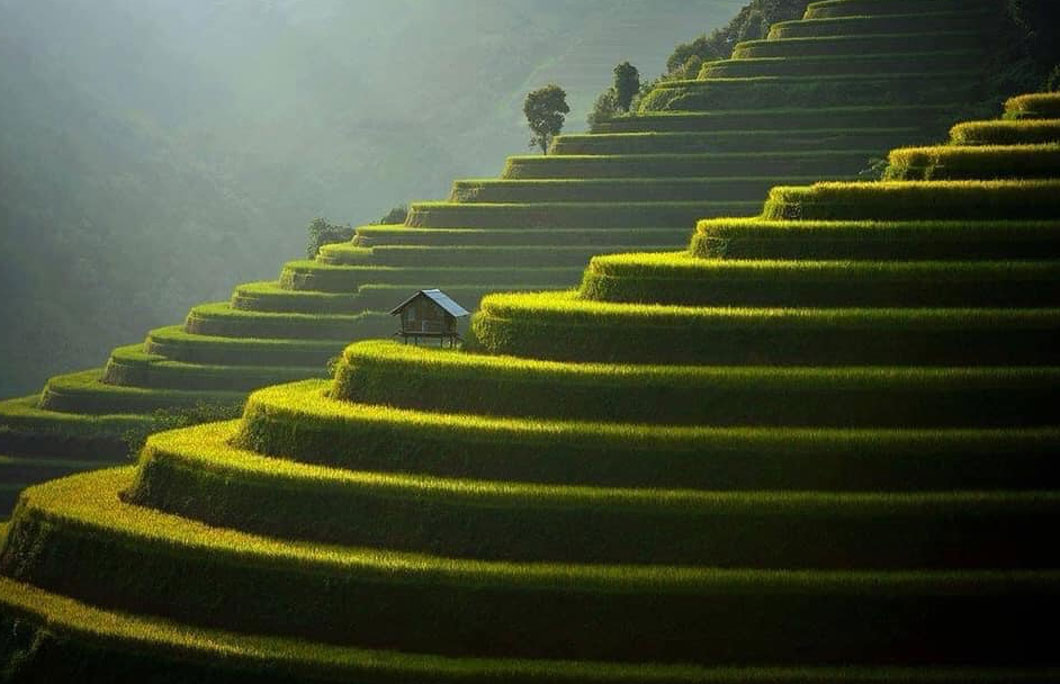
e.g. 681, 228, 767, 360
0, 0, 1021, 510
2, 89, 1058, 680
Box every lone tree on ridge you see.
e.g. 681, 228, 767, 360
524, 84, 569, 155
613, 61, 640, 112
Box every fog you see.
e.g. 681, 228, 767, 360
0, 0, 742, 395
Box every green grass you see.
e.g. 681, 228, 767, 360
762, 180, 1060, 221
640, 71, 974, 113
144, 325, 348, 367
332, 340, 1060, 427
701, 51, 982, 79
232, 281, 363, 313
130, 420, 1060, 569
231, 281, 544, 314
37, 369, 244, 415
0, 395, 149, 447
353, 227, 692, 248
4, 578, 1057, 684
313, 243, 373, 265
511, 149, 881, 175
184, 302, 386, 341
6, 469, 1059, 667
731, 31, 987, 59
767, 10, 993, 40
236, 379, 1060, 493
690, 218, 1060, 260
1005, 93, 1060, 120
884, 144, 1060, 180
356, 245, 682, 269
279, 260, 585, 292
100, 344, 326, 391
236, 282, 544, 316
578, 253, 1060, 308
589, 105, 948, 134
949, 120, 1060, 146
405, 201, 761, 229
467, 291, 1060, 366
449, 178, 797, 203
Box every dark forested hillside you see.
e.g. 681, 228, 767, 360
0, 0, 742, 395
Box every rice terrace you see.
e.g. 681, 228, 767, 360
1, 0, 1059, 681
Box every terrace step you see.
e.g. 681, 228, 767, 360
279, 260, 584, 292
949, 119, 1060, 146
448, 178, 811, 204
130, 421, 1060, 569
232, 282, 361, 313
579, 254, 1060, 308
1005, 93, 1060, 120
232, 282, 544, 315
319, 243, 682, 269
550, 129, 916, 155
691, 219, 1060, 261
0, 395, 147, 461
183, 302, 391, 341
762, 180, 1060, 221
702, 51, 982, 79
885, 144, 1060, 180
144, 326, 347, 368
100, 344, 325, 391
237, 379, 1060, 492
404, 201, 761, 229
767, 11, 994, 40
590, 106, 948, 133
641, 71, 976, 112
732, 31, 987, 59
804, 0, 995, 20
352, 226, 693, 248
468, 291, 1060, 366
3, 578, 1058, 684
515, 148, 883, 174
333, 341, 1060, 428
37, 369, 244, 415
5, 470, 1059, 667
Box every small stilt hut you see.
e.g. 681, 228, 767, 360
390, 289, 470, 348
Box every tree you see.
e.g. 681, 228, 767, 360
305, 217, 354, 258
524, 84, 569, 155
613, 61, 640, 112
377, 204, 408, 225
587, 88, 619, 128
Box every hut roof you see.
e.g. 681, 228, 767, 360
389, 289, 470, 318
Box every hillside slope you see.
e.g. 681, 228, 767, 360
0, 0, 1022, 513
2, 86, 1058, 680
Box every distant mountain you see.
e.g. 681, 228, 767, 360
0, 0, 743, 395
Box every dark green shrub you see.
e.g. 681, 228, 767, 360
375, 205, 408, 225
586, 88, 618, 128
665, 0, 811, 70
305, 218, 354, 259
